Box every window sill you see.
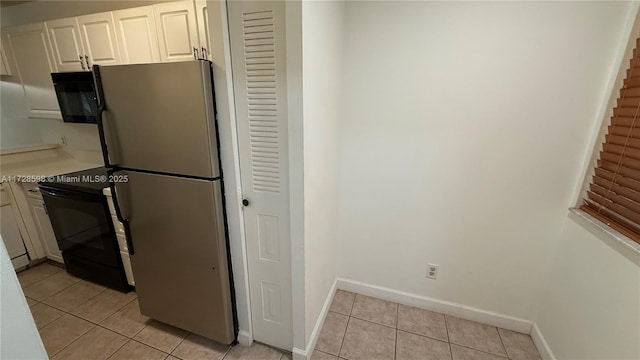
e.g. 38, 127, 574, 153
569, 208, 640, 258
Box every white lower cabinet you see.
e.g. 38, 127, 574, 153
22, 183, 63, 263
0, 183, 29, 270
27, 198, 63, 263
104, 189, 135, 286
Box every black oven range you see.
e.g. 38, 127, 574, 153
39, 167, 130, 292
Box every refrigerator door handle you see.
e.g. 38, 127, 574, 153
109, 172, 135, 255
93, 65, 115, 168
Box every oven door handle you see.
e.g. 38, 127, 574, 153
40, 187, 100, 201
109, 177, 135, 255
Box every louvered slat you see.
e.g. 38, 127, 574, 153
592, 175, 640, 204
605, 134, 640, 149
594, 167, 640, 193
598, 160, 640, 182
608, 125, 640, 138
242, 10, 280, 193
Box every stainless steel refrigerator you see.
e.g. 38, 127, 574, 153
92, 61, 235, 344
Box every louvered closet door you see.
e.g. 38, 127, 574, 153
228, 1, 292, 350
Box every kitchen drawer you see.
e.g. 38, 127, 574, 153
120, 251, 135, 286
116, 233, 128, 252
0, 184, 11, 206
22, 182, 43, 200
112, 216, 125, 235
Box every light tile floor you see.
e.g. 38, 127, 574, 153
19, 263, 542, 360
313, 290, 542, 360
18, 263, 290, 360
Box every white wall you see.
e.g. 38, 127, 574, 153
0, 78, 44, 149
0, 71, 102, 152
0, 238, 47, 359
336, 1, 632, 323
302, 0, 344, 345
535, 215, 640, 359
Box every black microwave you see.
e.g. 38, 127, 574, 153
51, 72, 98, 124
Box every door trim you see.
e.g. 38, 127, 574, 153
207, 0, 253, 346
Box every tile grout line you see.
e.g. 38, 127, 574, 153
35, 279, 107, 310
220, 344, 233, 360
33, 292, 137, 329
21, 266, 171, 358
496, 327, 511, 360
166, 330, 191, 358
336, 295, 356, 359
32, 291, 141, 357
41, 308, 134, 357
394, 301, 398, 360
104, 336, 131, 360
337, 315, 351, 359
46, 321, 96, 358
22, 276, 81, 302
451, 343, 510, 359
444, 315, 453, 360
18, 265, 64, 288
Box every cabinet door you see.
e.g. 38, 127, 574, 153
31, 200, 63, 263
0, 205, 27, 259
113, 6, 161, 64
195, 0, 211, 60
77, 12, 121, 67
46, 17, 85, 71
154, 1, 199, 62
4, 23, 61, 119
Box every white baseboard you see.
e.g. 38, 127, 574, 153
336, 278, 532, 334
292, 279, 339, 360
237, 329, 253, 346
531, 322, 556, 360
291, 347, 307, 360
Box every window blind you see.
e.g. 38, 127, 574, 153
581, 37, 640, 244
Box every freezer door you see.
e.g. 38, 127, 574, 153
96, 61, 219, 178
113, 170, 234, 343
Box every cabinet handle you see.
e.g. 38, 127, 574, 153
84, 55, 91, 69
201, 47, 207, 60
193, 47, 199, 60
79, 55, 86, 70
27, 189, 39, 193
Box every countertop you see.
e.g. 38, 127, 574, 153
0, 145, 102, 179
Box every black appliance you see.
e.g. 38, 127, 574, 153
39, 167, 129, 292
51, 72, 98, 124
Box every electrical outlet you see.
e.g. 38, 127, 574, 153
61, 136, 68, 146
426, 264, 438, 279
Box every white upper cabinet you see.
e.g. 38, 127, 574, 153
46, 17, 85, 71
4, 22, 61, 119
154, 1, 200, 62
77, 12, 121, 67
195, 0, 211, 60
113, 6, 161, 64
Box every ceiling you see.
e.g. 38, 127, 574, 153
0, 1, 34, 8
